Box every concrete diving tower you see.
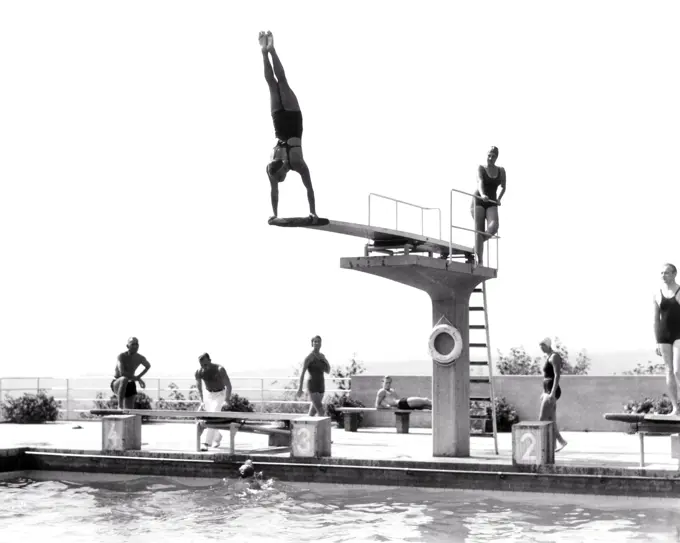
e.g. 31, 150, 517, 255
298, 214, 498, 457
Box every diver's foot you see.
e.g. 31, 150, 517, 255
200, 443, 209, 452
258, 31, 268, 51
556, 441, 567, 452
266, 31, 274, 51
268, 215, 277, 224
309, 213, 319, 224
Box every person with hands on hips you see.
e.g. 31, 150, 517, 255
297, 335, 330, 416
111, 336, 151, 410
195, 352, 232, 451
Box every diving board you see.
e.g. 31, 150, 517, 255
299, 220, 474, 259
605, 413, 680, 467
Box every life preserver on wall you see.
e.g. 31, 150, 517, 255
428, 323, 463, 365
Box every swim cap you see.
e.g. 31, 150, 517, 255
539, 337, 552, 348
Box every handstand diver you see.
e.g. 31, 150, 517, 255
259, 30, 318, 223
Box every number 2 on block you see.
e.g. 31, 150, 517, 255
520, 432, 537, 462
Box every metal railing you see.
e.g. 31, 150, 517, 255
368, 193, 442, 240
449, 188, 500, 269
0, 376, 352, 421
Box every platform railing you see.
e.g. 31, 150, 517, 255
449, 188, 500, 270
368, 193, 442, 240
0, 376, 351, 421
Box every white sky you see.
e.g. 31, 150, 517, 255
1, 1, 679, 378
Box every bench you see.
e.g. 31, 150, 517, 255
336, 407, 431, 433
90, 409, 303, 454
604, 412, 680, 467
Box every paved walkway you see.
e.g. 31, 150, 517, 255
1, 421, 678, 471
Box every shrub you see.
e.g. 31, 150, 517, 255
157, 383, 200, 411
257, 401, 309, 414
623, 394, 673, 415
325, 394, 365, 428
471, 396, 519, 433
2, 391, 60, 423
88, 391, 153, 421
223, 393, 255, 413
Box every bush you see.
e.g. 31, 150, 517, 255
623, 394, 673, 415
223, 393, 255, 413
325, 394, 365, 428
257, 401, 309, 414
471, 396, 519, 433
157, 383, 200, 411
2, 391, 60, 423
88, 391, 153, 421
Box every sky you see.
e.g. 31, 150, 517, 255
1, 1, 679, 378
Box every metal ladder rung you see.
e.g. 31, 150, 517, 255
470, 307, 485, 311
470, 325, 486, 330
470, 377, 490, 384
470, 396, 491, 402
470, 361, 489, 366
469, 343, 487, 348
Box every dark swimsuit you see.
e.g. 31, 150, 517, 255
473, 167, 503, 209
656, 287, 680, 344
306, 352, 326, 394
269, 109, 303, 179
543, 356, 562, 400
110, 379, 137, 397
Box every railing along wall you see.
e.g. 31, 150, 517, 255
0, 376, 351, 421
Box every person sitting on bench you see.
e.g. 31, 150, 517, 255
375, 376, 432, 410
111, 336, 151, 409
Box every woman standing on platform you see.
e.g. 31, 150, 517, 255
538, 337, 568, 452
297, 335, 331, 416
471, 146, 506, 265
653, 262, 680, 416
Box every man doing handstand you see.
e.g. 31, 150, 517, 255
375, 376, 432, 410
259, 30, 318, 222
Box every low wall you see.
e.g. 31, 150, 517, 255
350, 375, 668, 432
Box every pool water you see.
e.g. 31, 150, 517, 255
1, 472, 679, 542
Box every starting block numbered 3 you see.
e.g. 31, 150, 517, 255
512, 421, 555, 466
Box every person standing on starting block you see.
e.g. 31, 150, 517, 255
111, 337, 151, 409
471, 146, 506, 265
195, 352, 232, 451
259, 30, 318, 223
375, 376, 432, 410
538, 337, 567, 451
297, 335, 330, 416
654, 263, 680, 416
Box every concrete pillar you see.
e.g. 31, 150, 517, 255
340, 255, 496, 457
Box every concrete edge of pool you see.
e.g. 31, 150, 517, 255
1, 447, 679, 498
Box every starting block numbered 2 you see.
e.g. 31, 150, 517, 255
512, 421, 555, 466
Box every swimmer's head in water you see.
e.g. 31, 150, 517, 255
662, 263, 678, 283
311, 335, 322, 350
127, 337, 139, 353
198, 353, 211, 368
487, 146, 499, 165
239, 459, 256, 478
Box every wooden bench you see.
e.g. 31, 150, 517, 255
336, 407, 431, 434
90, 409, 303, 454
604, 412, 680, 467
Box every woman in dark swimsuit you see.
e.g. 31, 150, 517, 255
259, 30, 317, 222
297, 335, 330, 416
654, 263, 680, 416
538, 337, 568, 451
471, 146, 507, 265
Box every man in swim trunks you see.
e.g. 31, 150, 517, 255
375, 376, 432, 410
111, 337, 151, 409
259, 30, 318, 223
654, 263, 680, 416
471, 146, 507, 265
195, 352, 233, 451
538, 338, 567, 451
297, 335, 330, 416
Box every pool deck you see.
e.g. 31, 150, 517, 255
2, 421, 680, 497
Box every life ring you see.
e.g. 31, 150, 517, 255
428, 324, 463, 365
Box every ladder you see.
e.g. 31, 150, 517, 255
469, 282, 499, 454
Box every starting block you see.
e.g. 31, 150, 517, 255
291, 416, 331, 458
102, 415, 142, 451
512, 421, 555, 466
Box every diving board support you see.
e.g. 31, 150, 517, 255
340, 255, 497, 457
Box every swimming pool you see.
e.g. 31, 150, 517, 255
1, 471, 679, 542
